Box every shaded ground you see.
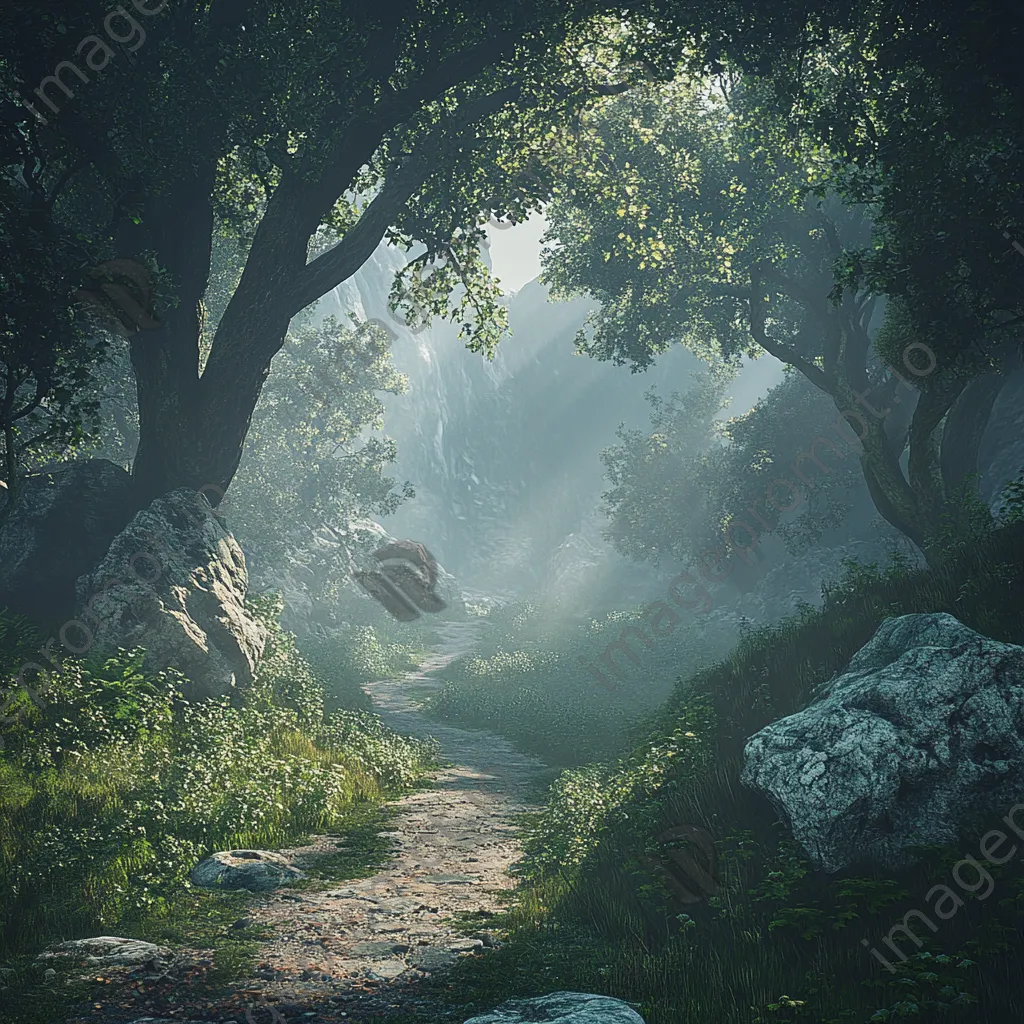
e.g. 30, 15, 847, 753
44, 620, 548, 1024
231, 620, 548, 1020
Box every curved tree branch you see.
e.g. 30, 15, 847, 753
287, 83, 522, 315
747, 273, 831, 391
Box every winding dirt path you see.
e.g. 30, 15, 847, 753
238, 620, 547, 1020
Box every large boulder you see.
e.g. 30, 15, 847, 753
75, 488, 267, 701
250, 517, 466, 632
742, 613, 1024, 873
346, 522, 466, 619
463, 992, 646, 1024
0, 459, 136, 625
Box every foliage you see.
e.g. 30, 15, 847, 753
300, 619, 428, 714
426, 600, 732, 767
228, 313, 413, 585
541, 70, 1013, 560
0, 174, 108, 509
0, 602, 435, 964
601, 367, 871, 574
0, 0, 695, 504
598, 366, 732, 567
802, 8, 1024, 373
544, 75, 836, 368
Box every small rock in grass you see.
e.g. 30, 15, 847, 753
450, 938, 484, 952
190, 850, 305, 892
36, 937, 171, 970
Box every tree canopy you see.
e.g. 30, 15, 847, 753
1, 0, 694, 510
542, 66, 1022, 562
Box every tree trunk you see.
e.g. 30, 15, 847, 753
130, 311, 292, 508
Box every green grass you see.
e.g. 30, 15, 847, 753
0, 597, 437, 1023
301, 619, 437, 712
423, 600, 735, 767
298, 800, 410, 883
402, 523, 1024, 1024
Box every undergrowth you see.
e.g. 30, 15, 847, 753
424, 600, 733, 766
401, 523, 1024, 1024
300, 617, 433, 712
0, 596, 436, 1017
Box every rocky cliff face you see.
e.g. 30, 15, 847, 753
317, 241, 1024, 620
319, 243, 706, 608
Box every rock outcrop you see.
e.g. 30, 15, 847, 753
742, 613, 1024, 872
0, 459, 136, 625
75, 488, 267, 701
463, 992, 646, 1024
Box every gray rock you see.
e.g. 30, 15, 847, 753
450, 938, 485, 951
351, 940, 408, 956
409, 946, 458, 971
742, 612, 1024, 872
190, 849, 305, 892
76, 488, 267, 701
367, 958, 408, 980
35, 936, 170, 969
0, 459, 136, 626
463, 992, 646, 1024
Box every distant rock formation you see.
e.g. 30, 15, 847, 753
742, 613, 1024, 872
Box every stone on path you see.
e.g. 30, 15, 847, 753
368, 958, 408, 980
351, 940, 410, 956
410, 947, 458, 971
463, 991, 647, 1023
35, 936, 170, 970
190, 849, 306, 892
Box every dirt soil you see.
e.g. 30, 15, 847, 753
72, 620, 546, 1024
235, 620, 547, 1020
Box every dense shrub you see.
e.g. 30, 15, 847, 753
0, 599, 435, 960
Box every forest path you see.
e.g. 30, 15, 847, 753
236, 619, 547, 1021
